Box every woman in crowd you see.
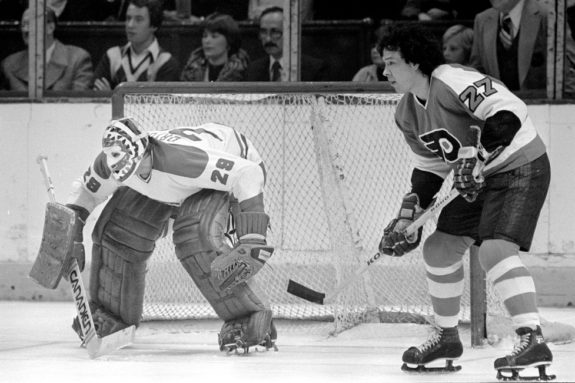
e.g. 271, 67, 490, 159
442, 24, 473, 65
180, 13, 250, 82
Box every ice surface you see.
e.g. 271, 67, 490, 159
1, 302, 574, 383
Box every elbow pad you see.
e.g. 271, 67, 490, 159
410, 168, 444, 209
482, 111, 521, 152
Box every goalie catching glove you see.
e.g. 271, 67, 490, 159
379, 193, 423, 257
211, 212, 274, 291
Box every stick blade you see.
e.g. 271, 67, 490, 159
287, 280, 326, 305
86, 325, 136, 359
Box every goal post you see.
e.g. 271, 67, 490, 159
111, 82, 488, 345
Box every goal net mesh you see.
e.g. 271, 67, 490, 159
115, 85, 505, 337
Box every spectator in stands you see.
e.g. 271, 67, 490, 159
442, 24, 473, 65
0, 7, 94, 91
180, 13, 250, 81
469, 0, 547, 92
247, 6, 329, 81
400, 0, 455, 21
352, 44, 386, 82
352, 22, 393, 85
92, 0, 179, 91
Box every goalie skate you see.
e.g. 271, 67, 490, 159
218, 313, 278, 355
219, 332, 278, 355
401, 326, 463, 373
495, 326, 555, 381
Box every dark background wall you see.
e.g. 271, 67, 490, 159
0, 20, 471, 81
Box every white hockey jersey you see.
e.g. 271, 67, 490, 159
67, 122, 266, 213
394, 64, 546, 180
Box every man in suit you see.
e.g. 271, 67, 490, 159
247, 6, 330, 81
469, 0, 547, 92
1, 6, 94, 91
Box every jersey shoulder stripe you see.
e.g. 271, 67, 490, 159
152, 139, 209, 179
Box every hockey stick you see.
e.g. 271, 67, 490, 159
36, 155, 135, 358
287, 187, 460, 305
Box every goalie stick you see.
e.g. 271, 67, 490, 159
33, 155, 135, 358
287, 187, 459, 305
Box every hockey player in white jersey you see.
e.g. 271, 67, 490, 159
65, 117, 276, 353
378, 24, 554, 380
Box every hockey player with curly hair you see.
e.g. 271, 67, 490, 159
65, 117, 277, 353
378, 24, 554, 380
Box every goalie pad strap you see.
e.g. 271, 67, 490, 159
66, 204, 90, 223
90, 188, 173, 325
173, 190, 271, 321
236, 212, 269, 238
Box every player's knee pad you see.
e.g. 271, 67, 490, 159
218, 309, 277, 351
478, 238, 521, 272
90, 187, 173, 326
423, 230, 474, 268
173, 190, 271, 321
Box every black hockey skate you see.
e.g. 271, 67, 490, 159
219, 320, 278, 355
495, 326, 555, 381
401, 326, 463, 373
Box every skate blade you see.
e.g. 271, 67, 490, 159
86, 325, 136, 359
402, 359, 462, 374
496, 363, 556, 381
221, 340, 278, 355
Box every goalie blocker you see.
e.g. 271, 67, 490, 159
211, 211, 274, 291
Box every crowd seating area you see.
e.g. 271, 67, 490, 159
0, 19, 472, 82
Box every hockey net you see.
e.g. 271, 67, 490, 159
111, 83, 570, 344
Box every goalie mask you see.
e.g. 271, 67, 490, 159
102, 117, 149, 182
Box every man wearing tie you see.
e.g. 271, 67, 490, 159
247, 6, 330, 81
469, 0, 547, 91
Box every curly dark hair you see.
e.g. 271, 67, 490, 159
378, 23, 444, 78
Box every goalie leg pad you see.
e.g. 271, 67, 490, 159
173, 190, 272, 321
218, 309, 277, 351
89, 187, 173, 326
72, 301, 130, 339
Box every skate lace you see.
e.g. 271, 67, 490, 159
509, 333, 531, 356
417, 329, 442, 352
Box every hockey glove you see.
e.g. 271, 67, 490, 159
454, 146, 485, 202
379, 193, 424, 257
211, 212, 274, 291
64, 204, 88, 275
